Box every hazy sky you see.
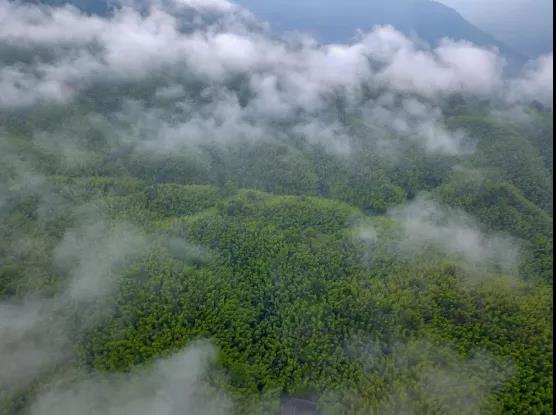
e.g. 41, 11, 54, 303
437, 0, 553, 56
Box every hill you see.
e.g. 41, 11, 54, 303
18, 0, 523, 64
0, 1, 552, 414
236, 0, 524, 64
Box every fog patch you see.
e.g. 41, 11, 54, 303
507, 52, 553, 105
0, 218, 148, 396
0, 0, 551, 113
54, 221, 147, 301
363, 30, 505, 97
360, 96, 474, 156
371, 341, 510, 415
30, 342, 233, 415
0, 299, 68, 394
388, 194, 521, 274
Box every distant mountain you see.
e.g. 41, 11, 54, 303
438, 0, 553, 58
236, 0, 525, 65
18, 0, 113, 14
18, 0, 525, 66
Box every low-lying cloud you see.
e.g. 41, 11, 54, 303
0, 218, 147, 395
508, 52, 554, 104
0, 0, 552, 112
0, 0, 551, 166
54, 221, 147, 301
388, 194, 521, 274
30, 341, 233, 415
0, 298, 68, 394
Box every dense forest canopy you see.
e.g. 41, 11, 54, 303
0, 1, 553, 414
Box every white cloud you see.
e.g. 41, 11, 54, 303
30, 342, 233, 415
361, 97, 472, 155
388, 194, 520, 273
0, 216, 148, 396
1, 0, 546, 113
0, 0, 551, 162
54, 221, 147, 301
362, 27, 505, 97
175, 0, 237, 13
0, 299, 69, 394
508, 53, 553, 105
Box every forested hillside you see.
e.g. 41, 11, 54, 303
0, 1, 553, 414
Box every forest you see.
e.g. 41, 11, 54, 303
0, 1, 553, 414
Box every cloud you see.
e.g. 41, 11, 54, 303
334, 338, 510, 415
0, 0, 549, 168
0, 0, 261, 106
30, 342, 233, 415
360, 95, 473, 155
54, 221, 147, 301
0, 64, 74, 108
1, 0, 549, 113
388, 194, 521, 274
0, 215, 148, 397
0, 0, 551, 170
0, 299, 69, 394
371, 341, 509, 415
508, 53, 553, 105
175, 0, 238, 13
363, 29, 505, 97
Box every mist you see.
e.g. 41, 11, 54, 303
388, 194, 521, 274
0, 0, 552, 414
0, 0, 552, 112
30, 342, 232, 415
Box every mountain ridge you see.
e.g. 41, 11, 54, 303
17, 0, 525, 66
236, 0, 526, 65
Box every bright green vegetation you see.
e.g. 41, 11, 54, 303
0, 100, 553, 414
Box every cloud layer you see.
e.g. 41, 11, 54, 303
0, 2, 551, 412
30, 342, 232, 415
0, 0, 552, 112
0, 0, 551, 170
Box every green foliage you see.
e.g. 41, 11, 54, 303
144, 184, 222, 217
72, 192, 552, 414
0, 103, 552, 414
447, 116, 553, 213
435, 172, 553, 280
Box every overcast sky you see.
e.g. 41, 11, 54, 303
438, 0, 553, 56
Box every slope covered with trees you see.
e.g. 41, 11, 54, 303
0, 97, 553, 414
0, 1, 552, 414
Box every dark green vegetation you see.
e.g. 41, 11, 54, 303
0, 92, 553, 414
